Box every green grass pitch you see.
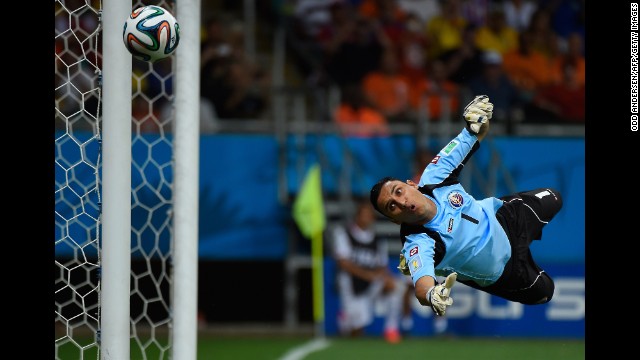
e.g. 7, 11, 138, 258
56, 335, 585, 360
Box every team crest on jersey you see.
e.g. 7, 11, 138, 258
442, 140, 458, 155
409, 246, 419, 257
409, 254, 423, 275
448, 191, 464, 208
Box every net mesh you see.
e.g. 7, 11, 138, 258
55, 0, 176, 358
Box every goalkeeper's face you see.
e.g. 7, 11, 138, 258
375, 180, 431, 225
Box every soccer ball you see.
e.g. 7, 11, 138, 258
123, 5, 180, 62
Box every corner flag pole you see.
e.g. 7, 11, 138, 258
292, 164, 326, 338
311, 230, 325, 338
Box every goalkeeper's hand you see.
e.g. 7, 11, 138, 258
463, 95, 493, 134
397, 253, 411, 276
427, 272, 457, 316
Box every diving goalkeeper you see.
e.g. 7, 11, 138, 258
369, 95, 563, 316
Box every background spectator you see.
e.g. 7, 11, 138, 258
502, 30, 555, 103
325, 16, 391, 88
467, 50, 523, 131
438, 23, 485, 85
529, 62, 585, 123
408, 58, 461, 122
460, 0, 490, 27
294, 0, 344, 40
424, 0, 468, 61
330, 199, 407, 343
397, 0, 441, 24
291, 0, 346, 84
502, 0, 538, 32
546, 0, 585, 41
362, 49, 412, 122
200, 15, 233, 73
396, 12, 430, 81
550, 32, 585, 87
200, 16, 271, 119
474, 6, 519, 55
334, 83, 390, 137
315, 1, 356, 85
525, 8, 560, 60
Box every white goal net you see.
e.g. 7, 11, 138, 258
55, 0, 177, 358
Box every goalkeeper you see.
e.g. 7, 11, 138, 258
369, 95, 563, 316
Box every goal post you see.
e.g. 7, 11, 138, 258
100, 0, 132, 358
171, 0, 201, 359
54, 0, 200, 359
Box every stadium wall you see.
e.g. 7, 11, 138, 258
323, 259, 584, 338
55, 132, 584, 263
55, 132, 584, 337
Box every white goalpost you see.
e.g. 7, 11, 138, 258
171, 0, 200, 358
54, 0, 200, 358
100, 1, 132, 358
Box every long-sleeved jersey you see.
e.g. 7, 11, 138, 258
402, 128, 511, 287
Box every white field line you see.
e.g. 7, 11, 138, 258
278, 338, 331, 360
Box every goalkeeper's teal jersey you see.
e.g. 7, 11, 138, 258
401, 128, 511, 287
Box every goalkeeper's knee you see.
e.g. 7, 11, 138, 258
521, 272, 555, 305
533, 296, 549, 305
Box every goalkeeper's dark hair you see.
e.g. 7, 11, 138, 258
369, 176, 399, 215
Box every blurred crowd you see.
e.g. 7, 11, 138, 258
286, 0, 585, 136
59, 0, 583, 135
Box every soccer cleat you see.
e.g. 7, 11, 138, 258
384, 328, 402, 344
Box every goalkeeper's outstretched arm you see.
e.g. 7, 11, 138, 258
474, 119, 490, 142
414, 273, 458, 316
414, 275, 436, 306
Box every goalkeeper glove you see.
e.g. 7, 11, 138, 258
397, 253, 411, 276
463, 95, 493, 134
426, 272, 457, 316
